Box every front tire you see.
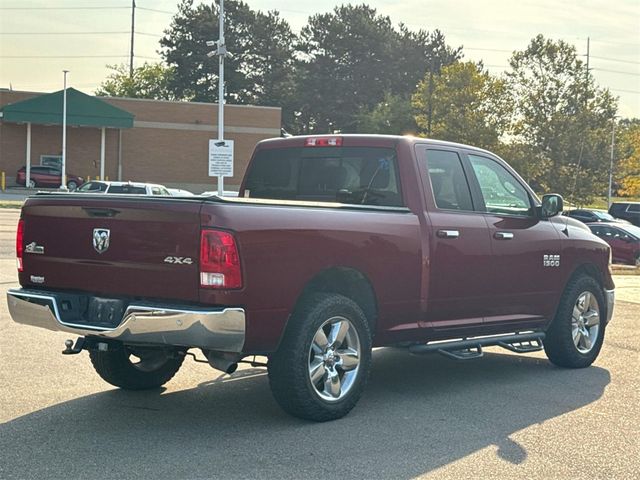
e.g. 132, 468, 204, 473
268, 293, 372, 422
544, 275, 606, 368
89, 343, 184, 390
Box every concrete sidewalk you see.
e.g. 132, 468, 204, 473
613, 274, 640, 304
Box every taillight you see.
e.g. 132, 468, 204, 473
304, 137, 343, 147
200, 229, 242, 289
16, 219, 24, 272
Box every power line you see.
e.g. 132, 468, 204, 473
0, 31, 131, 35
0, 31, 162, 36
611, 88, 640, 94
0, 5, 129, 10
1, 54, 161, 59
592, 68, 640, 77
137, 6, 173, 15
590, 55, 640, 66
465, 47, 512, 53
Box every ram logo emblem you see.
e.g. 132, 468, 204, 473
93, 228, 110, 254
543, 254, 560, 267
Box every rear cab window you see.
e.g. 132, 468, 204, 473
244, 146, 403, 207
421, 149, 474, 211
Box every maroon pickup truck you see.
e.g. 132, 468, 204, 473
7, 135, 615, 422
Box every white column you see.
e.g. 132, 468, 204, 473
100, 127, 106, 180
61, 70, 68, 189
25, 122, 32, 188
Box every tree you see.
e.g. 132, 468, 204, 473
506, 35, 617, 203
615, 119, 640, 197
292, 4, 460, 134
412, 61, 510, 149
355, 93, 417, 135
159, 0, 297, 123
95, 63, 176, 100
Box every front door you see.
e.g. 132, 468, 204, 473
464, 152, 563, 326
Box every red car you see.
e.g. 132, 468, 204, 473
588, 223, 640, 266
16, 166, 84, 190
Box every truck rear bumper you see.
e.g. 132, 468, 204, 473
6, 289, 245, 353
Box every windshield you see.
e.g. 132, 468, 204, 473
107, 185, 147, 194
593, 211, 615, 220
622, 225, 640, 239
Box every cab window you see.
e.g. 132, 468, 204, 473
423, 150, 474, 211
468, 154, 532, 216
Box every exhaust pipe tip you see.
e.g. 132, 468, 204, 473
204, 350, 240, 374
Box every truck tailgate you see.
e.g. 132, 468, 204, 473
19, 195, 203, 303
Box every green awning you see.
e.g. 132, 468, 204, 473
0, 88, 134, 128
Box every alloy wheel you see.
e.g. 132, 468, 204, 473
307, 316, 361, 402
571, 291, 600, 354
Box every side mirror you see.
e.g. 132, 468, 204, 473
540, 194, 564, 218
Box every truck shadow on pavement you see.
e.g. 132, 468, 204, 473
0, 348, 610, 479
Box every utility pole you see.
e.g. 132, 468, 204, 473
427, 57, 434, 136
129, 0, 136, 78
585, 37, 590, 106
206, 0, 229, 196
608, 118, 616, 209
61, 70, 69, 190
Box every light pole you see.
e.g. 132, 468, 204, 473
607, 117, 617, 210
61, 70, 69, 190
207, 0, 229, 196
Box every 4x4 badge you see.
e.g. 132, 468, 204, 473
93, 228, 110, 254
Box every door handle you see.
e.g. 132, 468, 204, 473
494, 231, 514, 240
437, 229, 460, 239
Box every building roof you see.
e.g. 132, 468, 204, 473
0, 88, 134, 128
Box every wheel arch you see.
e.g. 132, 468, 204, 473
570, 262, 605, 287
294, 266, 379, 332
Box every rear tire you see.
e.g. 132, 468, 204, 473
89, 343, 184, 390
67, 180, 78, 191
268, 293, 372, 422
544, 275, 606, 368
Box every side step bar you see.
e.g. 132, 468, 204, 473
408, 332, 545, 360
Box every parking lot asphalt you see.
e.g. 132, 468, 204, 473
1, 208, 638, 479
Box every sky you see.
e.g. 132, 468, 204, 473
1, 0, 639, 118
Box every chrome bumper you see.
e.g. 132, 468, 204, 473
605, 289, 615, 324
6, 289, 245, 353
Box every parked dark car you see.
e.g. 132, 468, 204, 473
16, 166, 84, 190
609, 202, 640, 226
563, 208, 629, 225
588, 223, 640, 266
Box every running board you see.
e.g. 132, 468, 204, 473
408, 332, 545, 360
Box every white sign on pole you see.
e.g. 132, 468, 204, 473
208, 139, 234, 177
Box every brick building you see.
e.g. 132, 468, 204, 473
0, 89, 281, 192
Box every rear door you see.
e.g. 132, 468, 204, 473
463, 152, 563, 325
416, 146, 493, 329
20, 196, 202, 302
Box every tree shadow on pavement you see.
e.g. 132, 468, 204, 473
0, 349, 610, 479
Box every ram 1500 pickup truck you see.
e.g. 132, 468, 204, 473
7, 135, 615, 422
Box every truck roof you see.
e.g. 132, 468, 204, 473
256, 134, 495, 156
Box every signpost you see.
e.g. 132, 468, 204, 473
206, 0, 230, 196
208, 139, 234, 181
